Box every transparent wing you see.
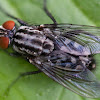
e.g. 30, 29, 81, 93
29, 50, 100, 98
42, 24, 100, 55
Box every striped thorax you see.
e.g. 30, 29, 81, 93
13, 26, 54, 56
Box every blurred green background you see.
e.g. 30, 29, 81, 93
0, 0, 100, 100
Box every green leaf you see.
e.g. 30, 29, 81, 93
0, 0, 100, 100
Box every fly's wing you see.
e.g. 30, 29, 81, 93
42, 24, 100, 55
28, 50, 100, 98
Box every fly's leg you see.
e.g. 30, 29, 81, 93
9, 52, 21, 57
4, 70, 41, 96
0, 1, 57, 25
0, 48, 20, 57
0, 6, 28, 26
3, 49, 21, 57
43, 0, 57, 24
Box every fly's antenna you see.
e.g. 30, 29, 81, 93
0, 5, 28, 26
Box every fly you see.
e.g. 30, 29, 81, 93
0, 0, 100, 98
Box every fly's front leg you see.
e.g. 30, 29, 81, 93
43, 0, 57, 24
0, 6, 28, 26
3, 49, 21, 57
4, 70, 41, 96
9, 52, 21, 57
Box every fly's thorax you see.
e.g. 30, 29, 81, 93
13, 26, 54, 56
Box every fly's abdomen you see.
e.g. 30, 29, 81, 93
13, 26, 54, 56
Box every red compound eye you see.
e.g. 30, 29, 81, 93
2, 20, 15, 30
0, 37, 9, 49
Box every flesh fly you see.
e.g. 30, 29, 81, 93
0, 0, 100, 98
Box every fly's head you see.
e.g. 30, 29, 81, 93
0, 20, 16, 49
